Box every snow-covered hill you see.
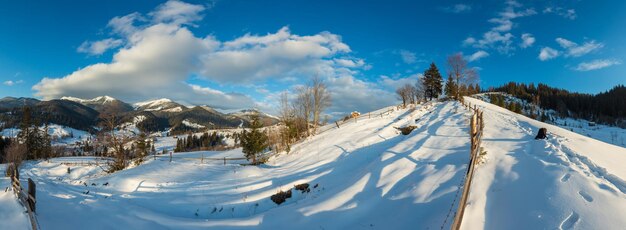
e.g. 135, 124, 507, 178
0, 124, 92, 145
2, 98, 625, 229
462, 96, 626, 230
473, 92, 626, 148
134, 98, 187, 112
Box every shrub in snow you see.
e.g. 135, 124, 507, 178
294, 183, 311, 193
395, 125, 418, 135
271, 189, 292, 205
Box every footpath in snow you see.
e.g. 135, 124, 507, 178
0, 165, 31, 229
12, 101, 476, 229
462, 97, 626, 230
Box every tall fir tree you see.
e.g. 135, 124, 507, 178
444, 75, 456, 98
422, 62, 443, 100
240, 114, 268, 164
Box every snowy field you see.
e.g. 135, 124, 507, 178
3, 101, 476, 229
1, 98, 625, 229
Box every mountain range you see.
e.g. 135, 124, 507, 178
0, 96, 278, 134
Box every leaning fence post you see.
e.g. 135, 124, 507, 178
335, 121, 340, 128
28, 178, 36, 212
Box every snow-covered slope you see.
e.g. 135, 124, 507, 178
61, 96, 117, 104
1, 124, 92, 145
462, 96, 626, 230
10, 101, 477, 229
473, 92, 626, 148
3, 98, 625, 229
0, 165, 31, 229
134, 98, 186, 112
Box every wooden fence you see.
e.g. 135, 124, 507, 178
450, 101, 484, 230
8, 165, 39, 230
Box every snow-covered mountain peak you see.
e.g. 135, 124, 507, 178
61, 95, 118, 104
133, 98, 185, 112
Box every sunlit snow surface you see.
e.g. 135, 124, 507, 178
1, 99, 624, 229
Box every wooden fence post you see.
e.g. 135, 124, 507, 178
169, 151, 172, 163
335, 121, 340, 128
224, 157, 226, 165
28, 178, 36, 213
201, 153, 204, 164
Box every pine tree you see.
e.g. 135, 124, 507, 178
240, 114, 268, 164
444, 75, 456, 98
422, 62, 443, 100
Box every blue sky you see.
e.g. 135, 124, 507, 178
1, 0, 625, 114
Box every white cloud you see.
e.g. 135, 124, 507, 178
463, 37, 476, 46
556, 38, 603, 57
77, 38, 124, 55
35, 0, 393, 115
574, 59, 621, 71
543, 7, 577, 20
467, 50, 490, 62
108, 12, 144, 37
520, 33, 535, 48
463, 1, 536, 54
443, 4, 472, 13
149, 0, 206, 26
334, 58, 365, 68
200, 26, 352, 83
398, 50, 417, 64
538, 47, 560, 61
378, 73, 421, 90
3, 80, 24, 86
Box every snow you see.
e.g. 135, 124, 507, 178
0, 166, 31, 230
182, 119, 206, 129
61, 95, 117, 104
3, 101, 477, 229
473, 92, 626, 148
1, 98, 624, 229
1, 124, 93, 145
133, 98, 173, 109
116, 115, 147, 137
163, 107, 183, 113
462, 96, 626, 230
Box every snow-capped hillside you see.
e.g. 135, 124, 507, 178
1, 124, 92, 145
61, 96, 117, 104
462, 96, 626, 230
4, 99, 625, 229
134, 98, 186, 112
60, 95, 134, 113
473, 92, 626, 148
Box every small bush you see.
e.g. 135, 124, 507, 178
271, 189, 292, 205
294, 183, 310, 193
395, 125, 418, 135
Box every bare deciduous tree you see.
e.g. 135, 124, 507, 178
396, 83, 416, 108
99, 112, 128, 173
447, 53, 478, 100
295, 85, 313, 136
5, 142, 26, 177
311, 76, 331, 133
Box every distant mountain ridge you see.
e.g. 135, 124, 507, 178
0, 96, 278, 133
